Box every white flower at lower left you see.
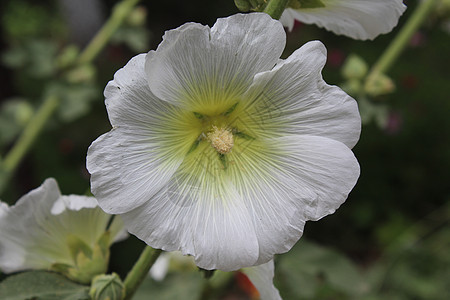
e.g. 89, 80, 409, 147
0, 178, 127, 283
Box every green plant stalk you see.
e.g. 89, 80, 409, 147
78, 0, 140, 64
2, 94, 59, 176
0, 0, 141, 193
123, 247, 162, 300
369, 0, 437, 77
263, 0, 289, 19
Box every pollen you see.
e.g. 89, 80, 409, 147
207, 126, 234, 154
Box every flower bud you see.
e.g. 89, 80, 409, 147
364, 73, 395, 97
14, 100, 33, 125
127, 6, 147, 27
89, 273, 125, 300
341, 54, 368, 80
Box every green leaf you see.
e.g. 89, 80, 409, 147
47, 82, 100, 123
277, 240, 365, 298
0, 271, 90, 300
133, 272, 204, 300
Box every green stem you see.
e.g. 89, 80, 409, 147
123, 247, 162, 300
0, 0, 140, 194
263, 0, 289, 19
78, 0, 140, 64
369, 0, 437, 76
1, 95, 59, 188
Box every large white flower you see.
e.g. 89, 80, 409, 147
0, 178, 126, 283
280, 0, 407, 40
87, 13, 360, 272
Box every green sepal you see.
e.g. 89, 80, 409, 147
187, 138, 201, 155
234, 0, 252, 11
222, 102, 239, 116
218, 153, 228, 170
51, 232, 112, 284
193, 112, 205, 119
66, 234, 93, 262
89, 273, 125, 300
289, 0, 325, 9
233, 130, 255, 140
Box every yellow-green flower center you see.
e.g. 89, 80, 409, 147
207, 126, 234, 154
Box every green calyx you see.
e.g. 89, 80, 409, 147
50, 231, 112, 284
234, 0, 269, 12
90, 273, 125, 300
288, 0, 325, 9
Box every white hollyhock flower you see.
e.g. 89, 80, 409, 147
0, 178, 127, 283
87, 13, 360, 272
280, 0, 407, 40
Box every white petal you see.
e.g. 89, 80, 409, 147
0, 179, 124, 273
0, 178, 63, 272
242, 41, 360, 149
145, 13, 286, 110
46, 200, 113, 248
230, 135, 359, 264
281, 0, 407, 40
87, 54, 191, 214
279, 10, 295, 31
242, 260, 282, 300
109, 215, 129, 243
149, 253, 170, 281
121, 145, 259, 271
51, 195, 98, 215
0, 202, 9, 217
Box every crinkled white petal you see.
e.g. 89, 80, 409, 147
51, 195, 98, 215
0, 178, 61, 272
0, 178, 124, 273
228, 134, 359, 265
0, 202, 9, 217
242, 260, 281, 300
87, 54, 190, 214
281, 0, 407, 40
145, 13, 286, 110
121, 145, 259, 271
51, 195, 128, 243
242, 40, 360, 149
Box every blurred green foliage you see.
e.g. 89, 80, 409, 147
0, 0, 449, 299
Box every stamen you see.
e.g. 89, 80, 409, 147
207, 126, 234, 154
